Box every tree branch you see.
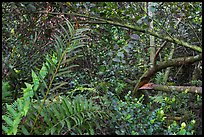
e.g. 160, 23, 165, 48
36, 11, 202, 53
132, 54, 202, 97
152, 84, 202, 95
139, 83, 202, 95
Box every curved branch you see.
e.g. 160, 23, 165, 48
132, 53, 202, 97
153, 41, 168, 66
36, 11, 202, 53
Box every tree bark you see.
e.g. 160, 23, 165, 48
148, 2, 155, 67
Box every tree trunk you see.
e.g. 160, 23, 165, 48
148, 2, 155, 67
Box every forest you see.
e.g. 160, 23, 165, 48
2, 2, 202, 135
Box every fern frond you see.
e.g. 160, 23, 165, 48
2, 82, 34, 135
30, 18, 91, 134
22, 95, 106, 135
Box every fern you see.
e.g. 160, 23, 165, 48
155, 72, 165, 85
2, 82, 34, 135
20, 94, 106, 135
2, 17, 90, 135
2, 80, 12, 103
29, 18, 91, 134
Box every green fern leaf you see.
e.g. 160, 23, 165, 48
54, 35, 66, 52
2, 125, 9, 134
32, 70, 40, 92
52, 104, 61, 121
12, 114, 22, 135
2, 115, 13, 127
62, 97, 73, 115
60, 55, 83, 66
21, 125, 30, 135
45, 54, 57, 71
59, 23, 70, 40
70, 116, 78, 126
50, 82, 69, 92
6, 104, 18, 117
51, 126, 57, 135
58, 64, 79, 72
22, 99, 31, 116
65, 119, 71, 130
39, 63, 48, 79
21, 83, 33, 99
64, 18, 74, 38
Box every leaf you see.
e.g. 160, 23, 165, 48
65, 119, 71, 130
66, 44, 85, 55
22, 98, 30, 116
54, 35, 66, 52
64, 17, 74, 37
2, 115, 13, 126
123, 46, 130, 53
54, 38, 63, 60
59, 121, 65, 133
51, 53, 58, 65
88, 100, 93, 110
6, 104, 18, 118
50, 82, 69, 92
2, 125, 9, 134
51, 104, 61, 121
12, 114, 22, 135
70, 116, 78, 125
39, 63, 48, 79
17, 99, 23, 111
117, 52, 124, 58
76, 113, 83, 126
32, 70, 40, 92
84, 98, 89, 110
113, 57, 120, 62
22, 83, 33, 99
61, 55, 83, 66
148, 5, 156, 12
59, 24, 70, 40
21, 125, 30, 135
88, 124, 95, 135
45, 55, 56, 74
130, 34, 140, 41
62, 97, 73, 115
51, 127, 57, 135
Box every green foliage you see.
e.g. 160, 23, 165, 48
29, 18, 90, 134
165, 120, 196, 135
155, 72, 165, 84
2, 81, 12, 103
2, 83, 34, 135
2, 17, 90, 135
107, 90, 198, 135
2, 2, 202, 135
20, 94, 106, 135
108, 92, 167, 135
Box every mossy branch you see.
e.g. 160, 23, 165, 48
132, 54, 202, 97
36, 11, 202, 53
